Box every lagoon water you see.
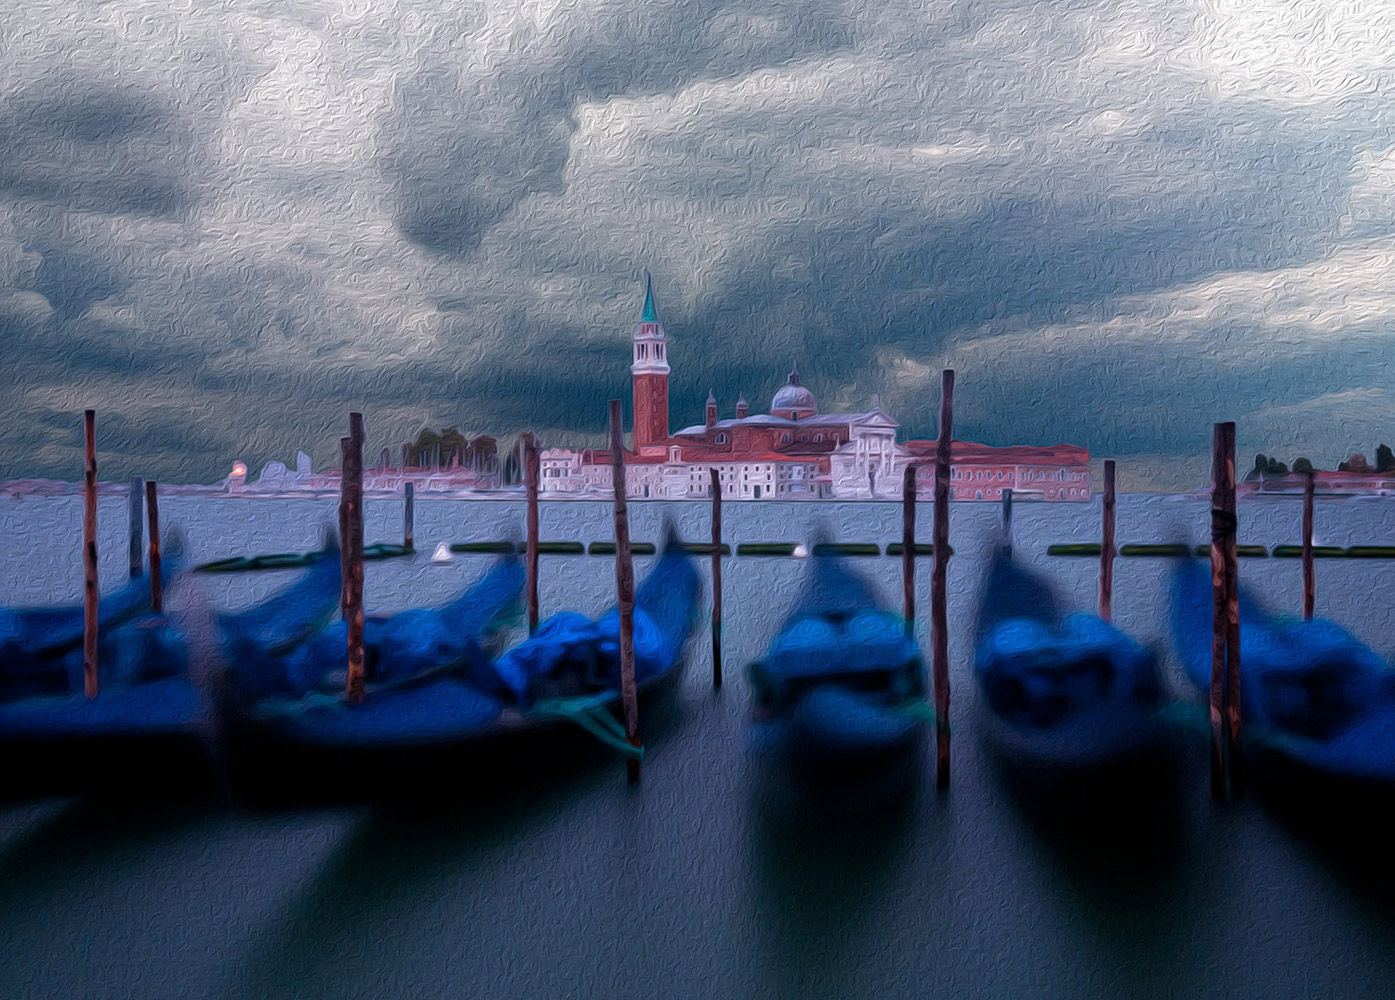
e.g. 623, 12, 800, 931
2, 493, 1395, 998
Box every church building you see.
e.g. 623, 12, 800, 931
538, 276, 1091, 500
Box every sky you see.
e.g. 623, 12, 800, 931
1, 0, 1393, 491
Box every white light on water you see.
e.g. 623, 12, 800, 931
431, 543, 452, 564
792, 543, 809, 559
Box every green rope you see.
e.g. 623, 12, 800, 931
530, 694, 644, 761
896, 700, 937, 726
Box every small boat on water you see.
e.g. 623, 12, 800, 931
0, 533, 339, 798
1171, 559, 1395, 783
972, 544, 1165, 769
217, 525, 701, 800
0, 537, 190, 703
746, 541, 930, 807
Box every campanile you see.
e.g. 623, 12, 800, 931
630, 272, 670, 452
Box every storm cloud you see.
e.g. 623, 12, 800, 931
0, 0, 1393, 490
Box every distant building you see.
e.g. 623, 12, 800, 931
223, 446, 501, 496
1240, 471, 1395, 497
538, 276, 1092, 500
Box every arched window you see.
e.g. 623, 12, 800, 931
815, 434, 823, 442
782, 433, 791, 444
716, 433, 727, 444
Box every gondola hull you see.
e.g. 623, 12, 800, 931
1171, 559, 1395, 783
215, 654, 689, 805
747, 547, 931, 813
215, 532, 701, 805
0, 678, 216, 801
972, 548, 1168, 773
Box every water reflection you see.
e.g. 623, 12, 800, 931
747, 771, 922, 998
1250, 758, 1395, 920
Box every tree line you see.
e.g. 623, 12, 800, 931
1248, 444, 1395, 480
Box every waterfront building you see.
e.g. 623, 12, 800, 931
538, 276, 1093, 500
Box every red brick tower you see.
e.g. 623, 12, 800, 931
631, 271, 670, 453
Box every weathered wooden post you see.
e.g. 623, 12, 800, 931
1302, 469, 1315, 620
711, 467, 723, 688
902, 464, 916, 637
128, 476, 144, 579
932, 370, 954, 789
1099, 460, 1116, 622
523, 431, 540, 634
145, 481, 163, 614
83, 410, 99, 700
1001, 487, 1014, 551
609, 400, 641, 782
343, 414, 366, 705
1209, 422, 1240, 798
403, 481, 415, 550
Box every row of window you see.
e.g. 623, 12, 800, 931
943, 467, 1090, 482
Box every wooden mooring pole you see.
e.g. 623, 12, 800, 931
710, 467, 723, 689
1302, 470, 1315, 620
83, 410, 99, 700
932, 369, 954, 789
403, 481, 414, 550
145, 481, 163, 614
1099, 460, 1116, 622
128, 476, 144, 579
523, 431, 540, 634
343, 414, 366, 706
902, 464, 916, 637
1209, 422, 1240, 798
1001, 487, 1013, 549
609, 400, 641, 782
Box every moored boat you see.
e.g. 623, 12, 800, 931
1171, 558, 1395, 783
0, 533, 338, 799
216, 525, 702, 801
746, 542, 930, 810
972, 545, 1166, 770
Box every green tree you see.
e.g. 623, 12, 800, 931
1376, 444, 1395, 473
1291, 457, 1314, 475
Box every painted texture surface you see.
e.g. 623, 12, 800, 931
1, 2, 1394, 491
4, 2, 1395, 996
2, 495, 1395, 996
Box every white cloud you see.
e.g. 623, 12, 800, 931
1184, 0, 1395, 106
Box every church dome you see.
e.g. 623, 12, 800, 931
771, 366, 816, 417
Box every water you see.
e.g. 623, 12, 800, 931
2, 494, 1394, 998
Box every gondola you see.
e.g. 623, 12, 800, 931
746, 541, 930, 809
215, 526, 701, 801
0, 537, 190, 703
972, 543, 1166, 770
0, 533, 338, 798
1171, 558, 1395, 783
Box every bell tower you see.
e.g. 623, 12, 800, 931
631, 271, 670, 452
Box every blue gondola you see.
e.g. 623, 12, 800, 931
217, 526, 701, 798
0, 533, 340, 798
973, 545, 1165, 768
0, 537, 190, 703
747, 544, 930, 802
1171, 558, 1395, 782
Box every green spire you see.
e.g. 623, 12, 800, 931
641, 270, 658, 323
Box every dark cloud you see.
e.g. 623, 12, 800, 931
380, 0, 860, 258
0, 78, 200, 218
26, 243, 125, 321
1, 0, 1394, 488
